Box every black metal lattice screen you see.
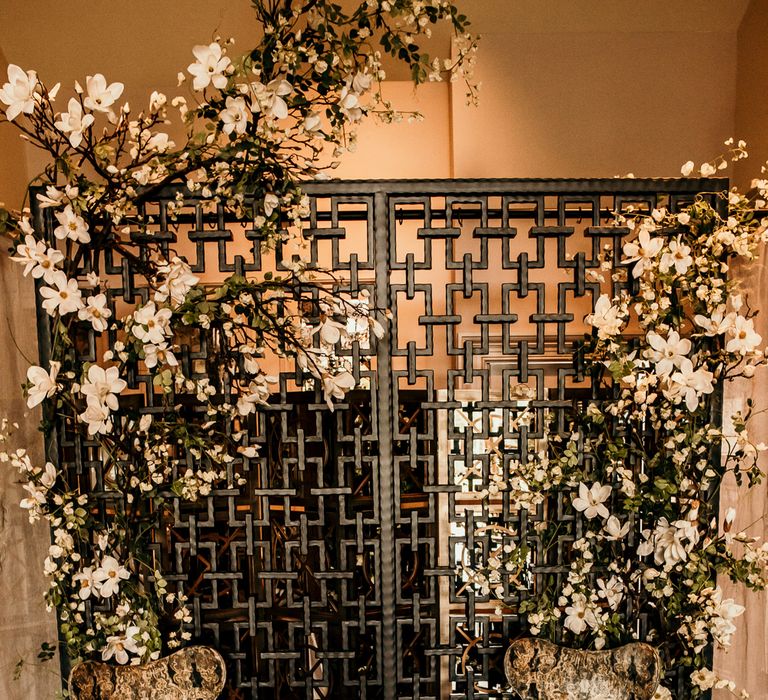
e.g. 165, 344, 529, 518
36, 178, 725, 699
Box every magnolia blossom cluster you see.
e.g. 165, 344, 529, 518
452, 391, 572, 509
458, 523, 529, 616
460, 151, 768, 698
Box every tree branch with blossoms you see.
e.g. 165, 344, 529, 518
460, 146, 768, 698
0, 0, 478, 676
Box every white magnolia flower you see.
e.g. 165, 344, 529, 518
265, 79, 292, 119
130, 164, 154, 187
10, 235, 63, 283
587, 295, 623, 339
132, 302, 173, 344
187, 42, 231, 91
669, 358, 715, 412
43, 556, 58, 575
144, 343, 178, 370
79, 401, 112, 435
563, 593, 596, 635
101, 626, 141, 665
84, 272, 101, 288
322, 371, 356, 410
148, 132, 175, 154
338, 84, 363, 122
78, 294, 112, 332
572, 482, 612, 519
18, 463, 55, 520
39, 271, 84, 316
93, 555, 130, 598
81, 365, 126, 411
40, 461, 57, 489
643, 517, 700, 568
725, 316, 762, 355
54, 97, 95, 148
651, 208, 666, 223
149, 90, 167, 113
680, 160, 695, 177
623, 228, 663, 278
603, 515, 630, 541
19, 482, 47, 517
154, 258, 199, 306
317, 318, 348, 346
236, 376, 275, 416
596, 576, 624, 610
337, 72, 370, 123
17, 215, 35, 235
690, 668, 717, 691
220, 95, 250, 135
36, 184, 78, 209
645, 329, 691, 376
652, 686, 672, 700
0, 64, 37, 121
694, 305, 731, 336
26, 361, 60, 408
240, 347, 262, 375
709, 588, 745, 647
263, 193, 280, 217
96, 532, 110, 552
659, 239, 693, 276
369, 316, 386, 339
351, 71, 373, 95
83, 73, 124, 113
73, 566, 98, 600
303, 112, 321, 132
53, 205, 91, 243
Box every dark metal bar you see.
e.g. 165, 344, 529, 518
30, 188, 71, 684
373, 187, 397, 700
146, 177, 727, 201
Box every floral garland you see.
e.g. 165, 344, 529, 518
460, 145, 768, 698
0, 0, 477, 674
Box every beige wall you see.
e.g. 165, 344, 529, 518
451, 31, 737, 178
0, 2, 749, 182
735, 0, 768, 189
334, 83, 452, 179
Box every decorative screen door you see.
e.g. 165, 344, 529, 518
37, 178, 722, 698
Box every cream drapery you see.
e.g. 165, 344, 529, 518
0, 255, 60, 699
0, 46, 60, 699
714, 257, 768, 699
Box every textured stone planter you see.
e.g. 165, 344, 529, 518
504, 638, 661, 700
68, 646, 226, 699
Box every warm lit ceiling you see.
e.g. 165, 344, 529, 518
0, 0, 751, 90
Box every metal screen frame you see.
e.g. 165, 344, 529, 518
33, 177, 727, 699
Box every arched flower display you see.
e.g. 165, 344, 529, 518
0, 0, 477, 672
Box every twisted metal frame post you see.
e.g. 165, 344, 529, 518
33, 177, 726, 699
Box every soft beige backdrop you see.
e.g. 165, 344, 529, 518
0, 46, 60, 700
0, 1, 765, 697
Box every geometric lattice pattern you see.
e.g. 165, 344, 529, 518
37, 178, 724, 699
